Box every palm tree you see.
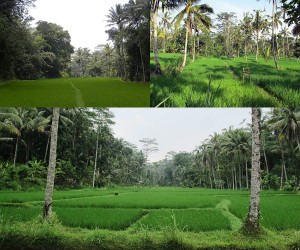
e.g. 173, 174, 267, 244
243, 108, 261, 233
0, 108, 50, 165
241, 13, 253, 61
106, 4, 126, 78
269, 0, 280, 69
43, 108, 60, 220
160, 11, 172, 53
173, 0, 213, 71
151, 0, 185, 74
123, 0, 148, 82
253, 10, 265, 61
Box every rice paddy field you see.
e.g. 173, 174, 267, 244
150, 53, 300, 107
0, 77, 149, 107
1, 187, 300, 249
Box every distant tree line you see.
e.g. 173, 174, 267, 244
146, 108, 300, 191
0, 0, 74, 79
0, 0, 150, 82
1, 108, 299, 191
0, 108, 146, 190
151, 0, 300, 72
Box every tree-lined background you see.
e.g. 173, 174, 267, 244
0, 108, 299, 191
0, 0, 149, 81
151, 0, 300, 72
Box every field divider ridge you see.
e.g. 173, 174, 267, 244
25, 192, 135, 206
215, 199, 242, 231
69, 81, 85, 106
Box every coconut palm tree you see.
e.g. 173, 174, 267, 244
173, 0, 213, 71
243, 108, 261, 233
252, 10, 265, 61
160, 11, 172, 53
106, 4, 126, 78
241, 13, 253, 61
151, 0, 186, 74
269, 0, 280, 68
43, 108, 60, 220
0, 108, 50, 165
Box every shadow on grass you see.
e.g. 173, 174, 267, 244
151, 73, 226, 107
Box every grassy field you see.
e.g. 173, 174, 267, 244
150, 53, 300, 107
1, 187, 300, 249
0, 77, 149, 107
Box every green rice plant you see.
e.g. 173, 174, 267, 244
53, 190, 220, 209
0, 188, 126, 203
138, 209, 231, 232
54, 207, 145, 230
151, 53, 300, 107
0, 78, 149, 107
0, 207, 41, 223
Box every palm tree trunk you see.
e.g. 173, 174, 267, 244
92, 126, 100, 188
13, 138, 19, 166
153, 11, 161, 74
256, 31, 259, 61
244, 108, 261, 232
245, 40, 248, 61
245, 156, 249, 189
163, 25, 166, 54
44, 132, 51, 162
263, 146, 269, 173
272, 0, 279, 69
181, 21, 189, 71
138, 37, 146, 82
43, 108, 60, 220
193, 36, 196, 62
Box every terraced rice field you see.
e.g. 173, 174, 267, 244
150, 53, 300, 107
1, 187, 299, 231
0, 77, 149, 107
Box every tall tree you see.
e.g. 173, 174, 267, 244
43, 108, 60, 220
243, 108, 261, 233
173, 0, 213, 70
253, 10, 265, 61
160, 11, 172, 53
151, 0, 185, 74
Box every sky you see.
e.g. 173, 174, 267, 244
28, 0, 128, 51
28, 0, 274, 51
110, 108, 253, 162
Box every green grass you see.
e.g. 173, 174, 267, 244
138, 209, 231, 232
0, 207, 40, 222
0, 77, 149, 107
1, 187, 300, 249
151, 53, 300, 107
0, 206, 145, 230
51, 189, 219, 209
0, 188, 127, 203
55, 207, 145, 230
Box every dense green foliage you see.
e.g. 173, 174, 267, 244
151, 54, 300, 107
144, 108, 300, 191
0, 188, 300, 249
0, 0, 74, 80
0, 0, 149, 82
0, 78, 150, 107
71, 0, 150, 82
0, 108, 146, 190
1, 108, 299, 191
151, 0, 300, 107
